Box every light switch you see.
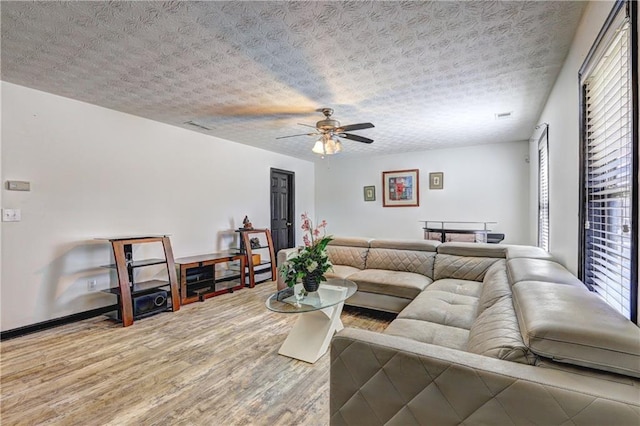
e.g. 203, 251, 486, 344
2, 209, 21, 222
6, 181, 30, 191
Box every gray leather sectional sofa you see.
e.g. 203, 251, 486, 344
277, 237, 640, 425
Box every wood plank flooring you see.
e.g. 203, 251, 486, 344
0, 283, 395, 426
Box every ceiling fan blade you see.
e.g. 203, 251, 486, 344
336, 122, 375, 132
297, 123, 317, 129
339, 133, 374, 144
275, 132, 318, 139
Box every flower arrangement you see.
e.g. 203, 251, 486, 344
279, 213, 333, 290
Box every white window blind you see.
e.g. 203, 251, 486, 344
581, 5, 633, 319
538, 128, 549, 251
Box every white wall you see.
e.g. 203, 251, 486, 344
1, 82, 315, 331
315, 142, 530, 243
530, 1, 615, 274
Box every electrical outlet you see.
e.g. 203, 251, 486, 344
2, 209, 21, 222
88, 280, 97, 291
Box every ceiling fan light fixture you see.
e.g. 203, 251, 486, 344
311, 133, 342, 156
312, 134, 342, 156
312, 140, 325, 154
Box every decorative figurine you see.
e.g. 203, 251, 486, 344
250, 237, 261, 249
242, 215, 253, 229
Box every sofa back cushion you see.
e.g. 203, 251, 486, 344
512, 282, 640, 378
437, 242, 507, 258
434, 254, 500, 282
467, 259, 535, 364
327, 237, 371, 270
366, 249, 435, 277
467, 297, 536, 364
507, 258, 583, 287
364, 239, 437, 277
505, 245, 556, 261
476, 259, 511, 315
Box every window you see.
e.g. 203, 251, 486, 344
579, 0, 638, 321
537, 126, 549, 251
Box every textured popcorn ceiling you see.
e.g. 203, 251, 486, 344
1, 1, 585, 161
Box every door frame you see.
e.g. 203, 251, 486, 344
270, 168, 296, 250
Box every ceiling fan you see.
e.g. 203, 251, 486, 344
276, 108, 374, 155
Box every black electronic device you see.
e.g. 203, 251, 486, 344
133, 290, 168, 317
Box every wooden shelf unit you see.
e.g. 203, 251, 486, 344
175, 252, 246, 305
102, 235, 180, 327
236, 228, 276, 288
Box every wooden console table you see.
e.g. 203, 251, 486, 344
175, 252, 245, 305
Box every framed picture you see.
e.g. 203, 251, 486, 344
429, 172, 444, 190
382, 169, 419, 207
363, 185, 376, 201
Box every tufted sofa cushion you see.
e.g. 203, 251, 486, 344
434, 254, 500, 281
467, 297, 535, 364
366, 248, 435, 277
397, 280, 482, 329
476, 259, 510, 315
331, 329, 640, 426
327, 237, 371, 270
463, 258, 539, 365
383, 277, 482, 351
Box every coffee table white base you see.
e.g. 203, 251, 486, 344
278, 301, 346, 364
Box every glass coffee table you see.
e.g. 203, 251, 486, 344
266, 278, 357, 363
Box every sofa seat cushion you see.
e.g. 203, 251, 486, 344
347, 269, 432, 299
384, 318, 469, 350
513, 282, 640, 378
325, 264, 361, 280
426, 278, 483, 298
398, 285, 479, 330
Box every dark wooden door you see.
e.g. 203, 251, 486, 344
270, 168, 295, 253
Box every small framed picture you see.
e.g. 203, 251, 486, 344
363, 185, 376, 201
429, 172, 444, 190
382, 169, 419, 207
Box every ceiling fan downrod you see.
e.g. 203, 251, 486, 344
316, 108, 340, 131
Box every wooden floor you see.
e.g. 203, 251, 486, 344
0, 283, 395, 426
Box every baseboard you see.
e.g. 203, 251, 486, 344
0, 305, 118, 340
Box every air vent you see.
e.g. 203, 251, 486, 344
495, 112, 513, 120
184, 120, 213, 131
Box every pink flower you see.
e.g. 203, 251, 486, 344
319, 220, 327, 228
313, 228, 320, 237
303, 234, 311, 247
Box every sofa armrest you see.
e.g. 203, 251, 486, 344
331, 328, 640, 425
276, 247, 300, 290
